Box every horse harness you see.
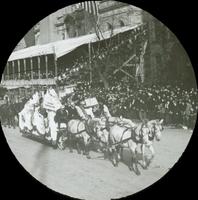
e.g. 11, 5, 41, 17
70, 120, 86, 136
109, 123, 150, 147
148, 122, 162, 141
109, 126, 133, 147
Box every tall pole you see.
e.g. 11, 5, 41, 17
23, 59, 26, 74
30, 57, 33, 79
88, 42, 92, 84
7, 62, 9, 80
45, 55, 48, 79
38, 56, 41, 79
84, 4, 87, 35
54, 55, 58, 78
17, 60, 20, 79
12, 61, 15, 80
53, 46, 57, 78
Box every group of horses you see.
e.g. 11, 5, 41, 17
55, 110, 164, 175
0, 101, 25, 128
0, 93, 164, 175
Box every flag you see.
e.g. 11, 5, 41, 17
76, 1, 100, 38
77, 1, 99, 16
43, 89, 62, 111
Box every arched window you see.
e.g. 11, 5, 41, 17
107, 22, 113, 31
119, 20, 125, 27
64, 15, 76, 38
64, 15, 75, 25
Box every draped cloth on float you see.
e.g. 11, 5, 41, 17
18, 92, 40, 131
43, 88, 63, 141
43, 89, 62, 112
32, 107, 47, 135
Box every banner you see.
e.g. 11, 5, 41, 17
78, 1, 99, 16
84, 97, 98, 108
43, 89, 62, 111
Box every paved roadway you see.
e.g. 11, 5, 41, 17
2, 126, 193, 200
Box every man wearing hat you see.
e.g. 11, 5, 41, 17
74, 98, 90, 121
92, 97, 112, 121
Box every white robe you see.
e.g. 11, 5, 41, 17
18, 92, 40, 132
47, 110, 58, 141
43, 89, 62, 141
32, 107, 46, 135
18, 102, 34, 131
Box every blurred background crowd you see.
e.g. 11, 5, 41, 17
55, 25, 147, 87
71, 81, 197, 129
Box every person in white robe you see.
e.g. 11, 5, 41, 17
43, 87, 62, 146
18, 92, 39, 133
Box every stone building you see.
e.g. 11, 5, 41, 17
33, 1, 142, 44
4, 1, 194, 88
34, 2, 99, 45
98, 1, 142, 32
98, 1, 195, 87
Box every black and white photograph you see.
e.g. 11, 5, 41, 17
0, 1, 197, 200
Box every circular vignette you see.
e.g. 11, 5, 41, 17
0, 0, 196, 198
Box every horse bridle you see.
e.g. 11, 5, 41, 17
148, 123, 163, 140
148, 124, 156, 140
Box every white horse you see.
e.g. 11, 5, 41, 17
67, 119, 91, 159
140, 119, 164, 168
80, 117, 115, 155
108, 120, 162, 175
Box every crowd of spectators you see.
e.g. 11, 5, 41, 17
51, 24, 197, 130
74, 82, 197, 130
55, 24, 147, 86
2, 24, 197, 130
4, 71, 55, 81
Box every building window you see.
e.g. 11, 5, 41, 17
64, 15, 76, 38
119, 20, 125, 27
107, 22, 113, 31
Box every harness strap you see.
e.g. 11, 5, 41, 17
74, 121, 86, 136
100, 127, 107, 131
67, 120, 86, 137
131, 123, 148, 143
148, 124, 155, 141
109, 127, 132, 147
73, 129, 86, 136
110, 136, 132, 147
120, 128, 130, 142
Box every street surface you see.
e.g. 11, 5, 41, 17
2, 126, 192, 200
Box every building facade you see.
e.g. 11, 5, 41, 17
98, 1, 142, 32
33, 1, 142, 45
2, 0, 193, 95
34, 2, 99, 45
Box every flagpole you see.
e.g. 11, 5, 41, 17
88, 42, 92, 85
